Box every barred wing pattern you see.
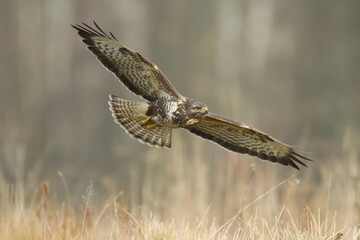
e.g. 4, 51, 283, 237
108, 95, 172, 148
187, 113, 310, 169
72, 22, 184, 102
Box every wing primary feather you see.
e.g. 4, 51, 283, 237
82, 22, 105, 37
73, 24, 99, 38
293, 151, 313, 161
93, 21, 111, 39
110, 31, 119, 41
77, 23, 103, 37
71, 24, 90, 34
288, 160, 300, 170
289, 154, 308, 167
73, 22, 117, 42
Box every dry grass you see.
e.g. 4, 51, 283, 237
0, 172, 359, 239
0, 129, 359, 239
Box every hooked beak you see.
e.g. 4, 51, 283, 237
202, 107, 208, 114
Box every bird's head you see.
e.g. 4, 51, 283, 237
186, 100, 208, 119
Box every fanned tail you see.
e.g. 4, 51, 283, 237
108, 95, 172, 148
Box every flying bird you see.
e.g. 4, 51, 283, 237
72, 22, 311, 170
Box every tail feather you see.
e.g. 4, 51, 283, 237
108, 95, 146, 118
108, 95, 172, 148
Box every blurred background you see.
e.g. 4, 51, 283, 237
0, 0, 359, 225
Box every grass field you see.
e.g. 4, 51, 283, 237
0, 176, 358, 239
0, 131, 359, 240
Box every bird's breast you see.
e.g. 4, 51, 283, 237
152, 98, 185, 127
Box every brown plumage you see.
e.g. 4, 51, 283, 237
108, 95, 172, 148
72, 22, 183, 102
186, 113, 309, 169
72, 22, 312, 170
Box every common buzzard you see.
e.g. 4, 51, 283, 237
72, 22, 311, 170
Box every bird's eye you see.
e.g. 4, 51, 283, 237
194, 106, 202, 110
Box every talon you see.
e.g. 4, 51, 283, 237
138, 117, 157, 129
143, 123, 157, 129
138, 116, 151, 126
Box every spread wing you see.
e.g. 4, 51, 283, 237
186, 113, 311, 170
72, 22, 184, 102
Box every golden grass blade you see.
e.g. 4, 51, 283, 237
209, 175, 295, 239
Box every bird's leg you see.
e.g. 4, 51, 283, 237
143, 123, 157, 129
138, 116, 151, 126
138, 116, 157, 129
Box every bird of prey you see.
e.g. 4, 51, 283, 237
72, 22, 311, 170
